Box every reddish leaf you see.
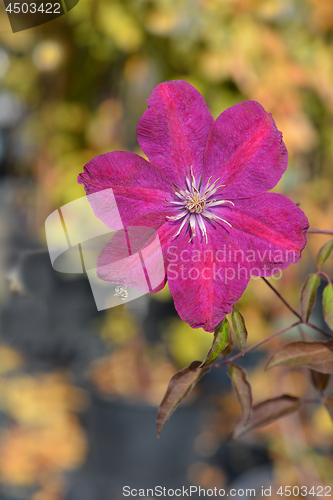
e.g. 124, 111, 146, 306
323, 283, 333, 330
300, 273, 320, 323
232, 307, 248, 354
156, 361, 209, 437
232, 395, 300, 438
317, 239, 333, 270
323, 396, 333, 421
201, 318, 230, 367
228, 364, 252, 423
266, 341, 333, 374
310, 370, 330, 393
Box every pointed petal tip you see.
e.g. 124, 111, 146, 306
137, 80, 214, 184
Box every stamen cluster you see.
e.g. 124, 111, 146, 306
167, 167, 234, 243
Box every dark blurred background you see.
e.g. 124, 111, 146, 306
0, 0, 333, 498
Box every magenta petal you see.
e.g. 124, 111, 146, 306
97, 227, 166, 293
137, 80, 214, 184
226, 193, 309, 274
78, 151, 172, 228
204, 101, 288, 199
165, 229, 251, 332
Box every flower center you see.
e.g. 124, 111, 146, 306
185, 192, 206, 213
166, 166, 234, 244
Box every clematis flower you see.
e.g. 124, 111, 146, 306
78, 80, 308, 332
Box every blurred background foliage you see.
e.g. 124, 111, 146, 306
0, 0, 333, 498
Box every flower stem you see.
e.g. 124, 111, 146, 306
307, 229, 333, 236
213, 321, 301, 367
306, 321, 333, 339
213, 268, 333, 370
262, 277, 302, 320
261, 277, 333, 338
301, 398, 321, 404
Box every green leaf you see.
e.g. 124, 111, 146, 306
232, 395, 300, 439
222, 332, 234, 356
300, 273, 320, 323
323, 396, 333, 421
228, 364, 252, 423
231, 307, 248, 354
201, 318, 230, 367
323, 283, 333, 330
156, 361, 209, 437
266, 340, 333, 374
317, 239, 333, 269
310, 370, 330, 393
